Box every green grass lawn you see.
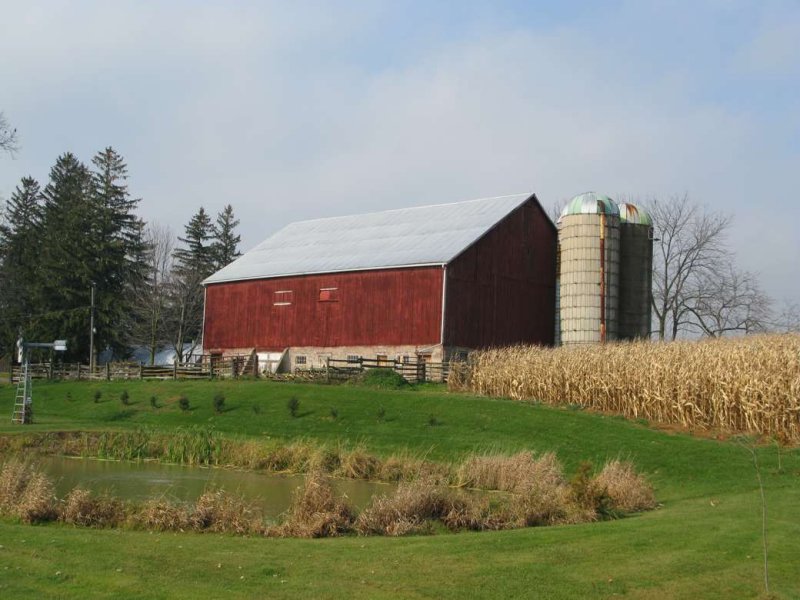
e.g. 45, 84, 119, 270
0, 379, 798, 599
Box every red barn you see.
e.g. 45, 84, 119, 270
202, 193, 556, 370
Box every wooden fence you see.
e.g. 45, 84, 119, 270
326, 357, 450, 384
9, 354, 452, 384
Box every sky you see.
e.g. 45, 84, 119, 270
1, 0, 798, 303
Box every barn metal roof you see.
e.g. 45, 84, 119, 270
204, 193, 536, 284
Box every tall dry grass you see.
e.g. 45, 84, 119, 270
0, 455, 655, 537
451, 334, 800, 442
270, 470, 355, 538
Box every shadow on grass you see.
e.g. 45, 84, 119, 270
104, 409, 137, 422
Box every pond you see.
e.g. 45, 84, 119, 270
35, 456, 394, 518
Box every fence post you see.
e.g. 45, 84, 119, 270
139, 364, 143, 380
77, 364, 82, 381
48, 362, 54, 380
173, 361, 178, 380
106, 362, 111, 381
253, 354, 258, 378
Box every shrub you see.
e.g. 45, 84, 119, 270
0, 461, 31, 513
337, 447, 382, 480
358, 368, 408, 389
355, 479, 483, 536
457, 451, 557, 493
0, 461, 57, 523
329, 407, 338, 420
252, 404, 262, 415
427, 415, 442, 427
60, 488, 127, 528
570, 461, 614, 518
178, 395, 190, 411
17, 472, 57, 523
287, 396, 300, 418
133, 499, 189, 531
377, 406, 386, 422
191, 489, 262, 535
270, 471, 355, 538
120, 390, 130, 406
92, 391, 100, 403
213, 393, 225, 414
593, 459, 656, 513
150, 395, 158, 409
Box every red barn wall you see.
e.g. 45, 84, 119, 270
203, 267, 444, 351
443, 197, 557, 349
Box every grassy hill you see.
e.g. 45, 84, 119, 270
0, 379, 797, 599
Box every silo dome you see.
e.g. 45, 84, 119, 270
617, 202, 652, 226
560, 192, 620, 218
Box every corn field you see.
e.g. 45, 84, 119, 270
450, 334, 800, 442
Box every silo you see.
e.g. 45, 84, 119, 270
557, 192, 620, 345
617, 202, 653, 340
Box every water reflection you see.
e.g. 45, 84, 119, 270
36, 456, 393, 518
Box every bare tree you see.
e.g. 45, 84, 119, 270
772, 300, 800, 333
650, 194, 732, 340
0, 112, 19, 156
130, 224, 174, 364
550, 198, 569, 223
687, 262, 772, 337
166, 269, 206, 363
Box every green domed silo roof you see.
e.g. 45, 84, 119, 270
617, 202, 652, 225
560, 192, 619, 218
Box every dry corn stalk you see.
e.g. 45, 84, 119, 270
453, 334, 800, 442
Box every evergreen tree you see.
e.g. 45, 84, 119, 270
168, 208, 215, 362
173, 207, 215, 278
0, 177, 43, 356
0, 149, 148, 363
90, 147, 147, 356
34, 153, 95, 361
211, 204, 241, 269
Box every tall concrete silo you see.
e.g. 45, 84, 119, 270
557, 192, 620, 345
617, 202, 654, 340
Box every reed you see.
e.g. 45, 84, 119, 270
0, 455, 655, 537
271, 470, 355, 538
452, 334, 800, 441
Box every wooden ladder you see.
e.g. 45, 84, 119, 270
11, 362, 31, 424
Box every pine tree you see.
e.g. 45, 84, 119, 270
168, 208, 215, 362
33, 153, 95, 361
0, 177, 43, 356
35, 153, 96, 360
211, 204, 242, 269
173, 207, 215, 279
90, 147, 147, 356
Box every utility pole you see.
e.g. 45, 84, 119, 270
89, 282, 96, 371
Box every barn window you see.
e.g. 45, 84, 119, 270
273, 290, 293, 306
295, 355, 307, 365
347, 355, 361, 364
401, 355, 411, 364
318, 287, 339, 302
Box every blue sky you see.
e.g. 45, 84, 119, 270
1, 0, 798, 302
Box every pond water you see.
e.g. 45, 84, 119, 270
35, 456, 394, 519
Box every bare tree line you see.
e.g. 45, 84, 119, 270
648, 193, 795, 340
